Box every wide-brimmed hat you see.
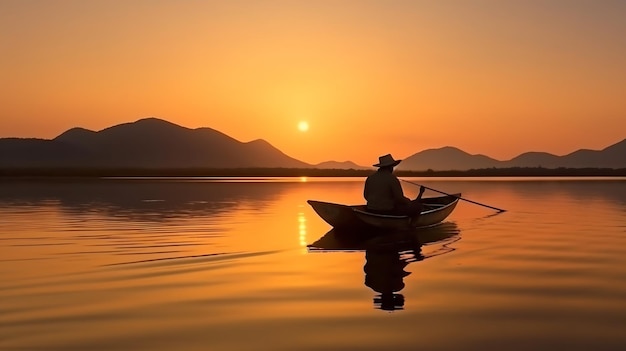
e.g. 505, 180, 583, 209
373, 154, 401, 168
374, 293, 405, 311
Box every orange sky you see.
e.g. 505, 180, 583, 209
1, 1, 625, 165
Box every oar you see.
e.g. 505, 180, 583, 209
400, 179, 506, 213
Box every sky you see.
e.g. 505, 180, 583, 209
1, 0, 625, 165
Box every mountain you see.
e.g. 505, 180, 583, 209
502, 152, 562, 168
397, 147, 500, 171
1, 117, 623, 171
501, 139, 626, 169
0, 138, 88, 168
314, 160, 370, 170
397, 139, 626, 171
1, 118, 311, 169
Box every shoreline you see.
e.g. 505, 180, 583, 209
1, 167, 626, 179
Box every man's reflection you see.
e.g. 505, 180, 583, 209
308, 222, 460, 312
363, 238, 423, 311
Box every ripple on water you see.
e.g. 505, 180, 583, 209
1, 178, 626, 351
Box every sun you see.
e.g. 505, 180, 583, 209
297, 121, 309, 132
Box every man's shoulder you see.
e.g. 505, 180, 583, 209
367, 170, 384, 178
367, 170, 397, 181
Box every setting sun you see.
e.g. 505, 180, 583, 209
298, 121, 309, 132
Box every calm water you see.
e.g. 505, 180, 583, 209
1, 177, 625, 351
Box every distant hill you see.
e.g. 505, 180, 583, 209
0, 117, 623, 171
398, 139, 626, 171
500, 139, 626, 169
0, 137, 89, 168
502, 152, 562, 168
313, 160, 370, 170
0, 118, 311, 169
398, 147, 500, 171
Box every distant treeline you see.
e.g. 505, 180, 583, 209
1, 167, 625, 178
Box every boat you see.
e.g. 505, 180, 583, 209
307, 193, 460, 231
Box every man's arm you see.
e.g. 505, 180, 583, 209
416, 186, 425, 200
390, 176, 410, 203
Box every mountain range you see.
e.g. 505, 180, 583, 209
397, 141, 626, 170
0, 117, 624, 171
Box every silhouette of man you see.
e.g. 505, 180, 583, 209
364, 154, 425, 216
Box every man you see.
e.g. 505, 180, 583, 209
364, 154, 425, 216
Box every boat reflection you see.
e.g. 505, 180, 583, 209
308, 223, 460, 311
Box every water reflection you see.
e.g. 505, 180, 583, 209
308, 223, 460, 311
365, 245, 417, 311
0, 180, 288, 222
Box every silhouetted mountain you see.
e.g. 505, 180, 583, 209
503, 152, 562, 168
0, 138, 89, 167
314, 160, 369, 170
1, 118, 311, 169
560, 139, 626, 168
501, 139, 626, 169
55, 127, 97, 143
397, 147, 500, 171
1, 118, 623, 171
397, 139, 626, 171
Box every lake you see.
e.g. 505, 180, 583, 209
1, 177, 625, 351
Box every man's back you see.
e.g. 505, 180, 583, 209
364, 169, 406, 211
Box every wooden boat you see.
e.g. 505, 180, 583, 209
307, 193, 460, 231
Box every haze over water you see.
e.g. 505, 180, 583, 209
1, 177, 625, 350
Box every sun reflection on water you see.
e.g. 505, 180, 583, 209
298, 211, 307, 248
